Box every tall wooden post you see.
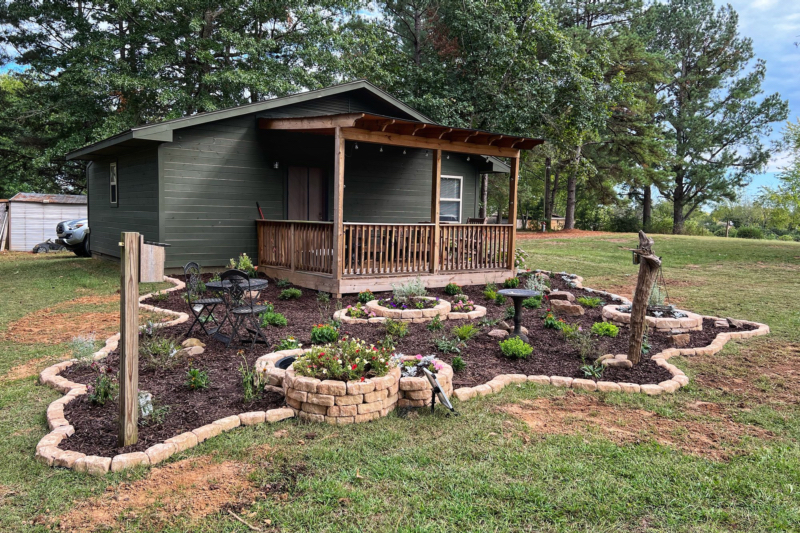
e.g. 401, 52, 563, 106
430, 149, 442, 274
119, 232, 140, 447
332, 127, 345, 294
543, 157, 551, 231
507, 156, 520, 271
627, 231, 662, 365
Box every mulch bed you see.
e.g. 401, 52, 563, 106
57, 272, 755, 457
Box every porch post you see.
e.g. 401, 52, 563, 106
430, 149, 442, 274
507, 156, 520, 272
332, 127, 345, 292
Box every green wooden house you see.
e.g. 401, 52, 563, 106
67, 80, 542, 295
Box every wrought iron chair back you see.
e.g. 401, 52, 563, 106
182, 261, 222, 338
183, 261, 204, 303
219, 269, 267, 349
219, 269, 252, 307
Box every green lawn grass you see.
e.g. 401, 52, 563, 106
0, 236, 799, 532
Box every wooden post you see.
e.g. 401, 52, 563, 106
507, 156, 520, 271
430, 149, 442, 273
627, 231, 662, 365
332, 127, 345, 295
118, 232, 140, 447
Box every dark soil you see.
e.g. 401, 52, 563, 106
57, 272, 755, 457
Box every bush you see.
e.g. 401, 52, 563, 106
88, 363, 117, 405
452, 324, 478, 342
444, 283, 461, 295
311, 324, 339, 344
227, 253, 257, 277
580, 363, 604, 379
543, 311, 565, 330
427, 315, 444, 331
499, 337, 533, 359
736, 226, 764, 239
576, 296, 603, 308
432, 336, 464, 354
391, 276, 427, 301
293, 338, 394, 381
503, 277, 520, 289
186, 366, 209, 390
279, 288, 302, 300
316, 291, 331, 302
276, 278, 292, 288
139, 327, 180, 368
276, 336, 302, 350
384, 319, 409, 338
357, 290, 374, 304
522, 296, 542, 309
525, 273, 549, 292
69, 334, 98, 366
778, 234, 794, 241
504, 306, 516, 320
260, 310, 288, 327
494, 292, 507, 305
591, 322, 619, 337
451, 356, 466, 372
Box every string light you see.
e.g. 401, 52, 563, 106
379, 146, 383, 152
446, 154, 450, 159
466, 156, 470, 161
425, 150, 429, 156
403, 149, 407, 155
355, 143, 359, 150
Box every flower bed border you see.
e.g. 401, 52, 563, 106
35, 276, 296, 476
602, 305, 703, 332
452, 271, 770, 401
333, 297, 486, 324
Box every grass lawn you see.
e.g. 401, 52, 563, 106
0, 235, 799, 532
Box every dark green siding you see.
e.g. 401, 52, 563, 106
258, 89, 419, 120
87, 146, 159, 259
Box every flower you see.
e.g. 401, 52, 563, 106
415, 354, 423, 360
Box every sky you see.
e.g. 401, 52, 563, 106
1, 0, 798, 197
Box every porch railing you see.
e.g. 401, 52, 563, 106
439, 224, 512, 272
343, 223, 434, 276
257, 220, 334, 274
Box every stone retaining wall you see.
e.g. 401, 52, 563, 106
397, 362, 454, 408
334, 297, 486, 324
602, 305, 703, 332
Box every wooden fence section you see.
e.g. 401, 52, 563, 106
257, 220, 334, 274
438, 224, 512, 272
343, 223, 433, 276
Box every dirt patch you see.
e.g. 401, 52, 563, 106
1, 357, 52, 383
517, 229, 612, 240
55, 456, 256, 532
499, 393, 773, 461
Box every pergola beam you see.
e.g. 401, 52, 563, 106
258, 113, 364, 130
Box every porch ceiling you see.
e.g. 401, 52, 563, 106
257, 113, 544, 158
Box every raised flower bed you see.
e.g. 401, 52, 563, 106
394, 355, 454, 408
602, 305, 703, 332
366, 296, 450, 322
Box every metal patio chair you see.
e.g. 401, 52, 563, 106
219, 269, 269, 349
183, 261, 223, 338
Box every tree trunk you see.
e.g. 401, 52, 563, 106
627, 231, 661, 365
479, 173, 488, 218
565, 173, 576, 229
672, 174, 685, 234
643, 185, 652, 231
550, 167, 560, 218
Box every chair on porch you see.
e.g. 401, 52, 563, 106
219, 269, 269, 349
183, 261, 223, 338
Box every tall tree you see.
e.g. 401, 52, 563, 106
758, 119, 800, 230
641, 0, 788, 234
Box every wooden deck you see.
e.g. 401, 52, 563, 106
256, 220, 515, 294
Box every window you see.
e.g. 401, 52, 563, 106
440, 175, 462, 223
109, 162, 118, 206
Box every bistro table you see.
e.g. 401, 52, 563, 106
205, 278, 270, 345
497, 288, 541, 343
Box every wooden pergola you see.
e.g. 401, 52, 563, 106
256, 113, 544, 296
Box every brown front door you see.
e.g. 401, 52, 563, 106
288, 167, 327, 221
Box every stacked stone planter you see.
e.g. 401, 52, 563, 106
366, 297, 450, 323
283, 365, 401, 424
397, 359, 454, 408
602, 305, 703, 333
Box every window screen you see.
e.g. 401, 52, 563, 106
109, 162, 118, 206
440, 176, 462, 222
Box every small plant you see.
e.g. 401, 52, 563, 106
560, 323, 581, 340
317, 291, 331, 303
522, 296, 542, 309
427, 315, 444, 331
577, 296, 603, 308
87, 363, 117, 405
238, 351, 263, 402
648, 284, 665, 307
378, 334, 397, 351
444, 283, 461, 295
478, 316, 499, 328
186, 365, 209, 390
260, 310, 288, 327
384, 319, 409, 338
311, 323, 339, 344
391, 276, 427, 301
641, 330, 651, 355
227, 253, 257, 277
483, 288, 498, 301
432, 336, 463, 354
279, 288, 302, 300
503, 277, 520, 289
69, 334, 98, 366
276, 278, 292, 288
591, 322, 619, 337
140, 327, 180, 368
494, 293, 507, 305
346, 302, 372, 319
451, 356, 466, 372
504, 306, 516, 320
499, 337, 533, 359
525, 273, 550, 292
451, 294, 476, 312
567, 328, 597, 362
514, 247, 529, 269
152, 291, 169, 302
580, 363, 605, 379
393, 354, 445, 377
543, 311, 565, 330
357, 290, 374, 304
452, 324, 478, 342
276, 336, 302, 350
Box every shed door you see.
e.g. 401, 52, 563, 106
288, 167, 326, 221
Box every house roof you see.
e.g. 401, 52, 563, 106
9, 192, 87, 205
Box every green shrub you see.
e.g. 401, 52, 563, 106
576, 296, 602, 308
591, 322, 619, 337
69, 334, 99, 366
276, 278, 292, 288
276, 336, 302, 350
260, 311, 288, 327
580, 363, 604, 379
522, 296, 542, 309
499, 337, 533, 359
88, 363, 118, 405
391, 276, 427, 301
493, 292, 506, 305
778, 234, 794, 241
186, 366, 209, 390
736, 226, 764, 239
478, 316, 499, 328
543, 312, 565, 330
140, 328, 180, 369
316, 291, 331, 302
503, 277, 520, 289
427, 315, 444, 331
432, 336, 463, 354
452, 324, 478, 342
504, 306, 516, 320
384, 319, 409, 338
560, 323, 580, 340
451, 356, 466, 372
444, 283, 462, 295
357, 290, 374, 304
227, 253, 257, 277
311, 324, 339, 344
279, 288, 302, 300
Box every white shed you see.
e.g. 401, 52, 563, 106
8, 193, 87, 252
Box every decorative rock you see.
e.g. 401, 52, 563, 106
111, 452, 150, 472
357, 401, 383, 415
53, 450, 86, 469
498, 321, 512, 332
550, 376, 574, 388
354, 412, 379, 423
669, 334, 691, 347
36, 433, 64, 451
333, 416, 355, 425
617, 383, 641, 393
347, 380, 376, 395
673, 375, 690, 386
714, 320, 729, 328
212, 415, 241, 431
488, 329, 508, 339
596, 381, 621, 393
238, 411, 266, 426
145, 443, 176, 465
334, 394, 364, 406
596, 354, 615, 363
364, 389, 389, 403
299, 411, 325, 423
399, 377, 429, 392
287, 389, 307, 403
658, 380, 681, 393
181, 338, 205, 348
527, 375, 550, 385
165, 431, 198, 452
266, 408, 295, 423
602, 359, 633, 368
293, 376, 319, 393
505, 374, 528, 384
548, 291, 575, 302
640, 384, 664, 396
397, 398, 426, 408
74, 455, 112, 475
307, 393, 335, 407
473, 384, 493, 396
327, 405, 358, 417
192, 423, 223, 443
454, 387, 476, 401
550, 300, 585, 316
35, 446, 58, 466
371, 375, 394, 392
571, 379, 598, 391
301, 402, 329, 415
